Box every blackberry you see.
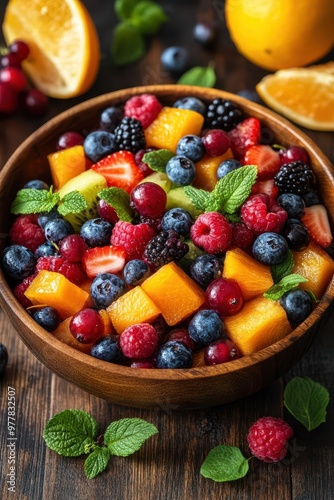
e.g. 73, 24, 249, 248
274, 161, 316, 195
114, 116, 145, 153
205, 98, 244, 131
143, 230, 189, 269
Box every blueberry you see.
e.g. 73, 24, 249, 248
188, 310, 224, 348
173, 96, 206, 116
277, 193, 306, 218
23, 179, 49, 190
37, 207, 62, 229
156, 341, 193, 368
252, 232, 289, 265
217, 159, 242, 179
35, 241, 59, 258
166, 156, 196, 186
282, 221, 310, 251
190, 254, 221, 288
301, 191, 321, 207
83, 130, 116, 163
193, 21, 216, 47
90, 273, 127, 309
32, 306, 61, 332
80, 218, 113, 247
280, 289, 313, 324
123, 260, 150, 286
161, 46, 188, 74
99, 106, 123, 133
237, 89, 263, 104
161, 208, 193, 236
44, 218, 74, 243
2, 245, 37, 281
0, 343, 8, 376
176, 135, 205, 162
91, 335, 126, 364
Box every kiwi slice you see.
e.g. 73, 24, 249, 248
166, 186, 202, 219
58, 169, 107, 232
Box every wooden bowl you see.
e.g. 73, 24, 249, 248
1, 85, 334, 410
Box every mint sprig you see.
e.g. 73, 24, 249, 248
58, 191, 88, 216
11, 187, 60, 215
264, 273, 308, 301
177, 64, 216, 88
270, 250, 294, 283
43, 410, 158, 479
200, 445, 249, 482
98, 187, 133, 222
142, 149, 175, 173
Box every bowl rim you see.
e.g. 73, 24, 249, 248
1, 83, 334, 383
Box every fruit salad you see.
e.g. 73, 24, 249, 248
2, 92, 334, 369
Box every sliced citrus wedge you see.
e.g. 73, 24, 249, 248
308, 61, 334, 75
2, 0, 100, 98
256, 68, 334, 131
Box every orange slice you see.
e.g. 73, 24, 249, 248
256, 68, 334, 131
2, 0, 100, 98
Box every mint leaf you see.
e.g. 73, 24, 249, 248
184, 185, 210, 211
142, 149, 175, 173
284, 377, 330, 431
264, 273, 308, 300
98, 187, 133, 222
58, 191, 88, 216
43, 410, 98, 457
177, 64, 216, 88
104, 418, 158, 457
200, 445, 249, 482
11, 187, 60, 215
115, 0, 137, 20
206, 165, 257, 214
130, 1, 167, 35
271, 250, 294, 283
111, 22, 145, 66
84, 447, 111, 479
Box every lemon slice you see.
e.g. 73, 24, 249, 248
2, 0, 100, 98
256, 68, 334, 131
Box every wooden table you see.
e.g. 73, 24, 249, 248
1, 1, 333, 498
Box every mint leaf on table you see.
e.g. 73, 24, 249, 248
114, 0, 138, 20
111, 22, 145, 66
98, 187, 133, 222
11, 187, 60, 215
84, 447, 111, 479
58, 191, 88, 216
43, 410, 98, 457
142, 149, 175, 173
184, 185, 210, 211
263, 274, 308, 300
284, 377, 330, 431
104, 418, 158, 457
271, 250, 294, 283
130, 1, 167, 35
200, 445, 249, 482
177, 64, 216, 88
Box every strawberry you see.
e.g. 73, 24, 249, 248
228, 117, 261, 158
251, 178, 279, 199
301, 204, 333, 248
243, 145, 281, 180
82, 245, 127, 278
91, 150, 144, 194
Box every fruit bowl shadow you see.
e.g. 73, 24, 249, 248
1, 85, 334, 410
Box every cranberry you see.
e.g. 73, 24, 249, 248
130, 182, 167, 217
97, 199, 119, 225
279, 146, 309, 166
0, 52, 21, 68
206, 278, 244, 317
23, 88, 48, 115
202, 129, 231, 156
70, 308, 104, 343
0, 82, 19, 114
0, 66, 28, 92
164, 328, 194, 350
204, 338, 241, 365
59, 234, 87, 262
9, 40, 30, 62
56, 131, 85, 150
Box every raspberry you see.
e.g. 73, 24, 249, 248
190, 212, 232, 254
13, 273, 37, 308
247, 416, 294, 463
231, 222, 255, 253
124, 94, 163, 129
36, 256, 85, 284
119, 323, 159, 358
240, 194, 287, 235
114, 117, 146, 153
9, 214, 46, 252
143, 230, 189, 269
111, 221, 156, 260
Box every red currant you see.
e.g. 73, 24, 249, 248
204, 338, 241, 365
279, 146, 309, 165
56, 131, 85, 150
59, 234, 87, 262
0, 81, 19, 114
0, 52, 21, 68
9, 40, 30, 62
70, 308, 104, 343
206, 278, 244, 317
97, 199, 119, 225
23, 88, 48, 115
202, 129, 231, 156
130, 182, 167, 217
134, 148, 155, 176
0, 66, 28, 92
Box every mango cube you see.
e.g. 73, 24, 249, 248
194, 149, 234, 191
48, 145, 86, 191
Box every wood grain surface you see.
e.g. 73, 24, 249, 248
1, 1, 334, 499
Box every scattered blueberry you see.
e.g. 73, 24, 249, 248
280, 289, 313, 324
80, 218, 113, 247
123, 260, 150, 286
32, 306, 61, 332
90, 273, 126, 309
166, 156, 196, 186
0, 343, 8, 376
282, 220, 310, 251
277, 193, 305, 218
83, 130, 116, 163
161, 46, 188, 74
161, 208, 193, 236
155, 340, 193, 368
91, 335, 126, 364
99, 106, 123, 133
23, 179, 49, 190
193, 21, 216, 47
190, 253, 221, 288
217, 159, 242, 179
173, 96, 207, 116
2, 245, 37, 281
44, 218, 74, 243
252, 232, 289, 265
188, 309, 224, 348
176, 135, 205, 162
37, 207, 62, 229
35, 241, 59, 258
237, 89, 263, 105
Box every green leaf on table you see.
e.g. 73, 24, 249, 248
58, 191, 88, 216
104, 418, 158, 457
115, 0, 138, 20
10, 187, 60, 215
98, 187, 133, 222
130, 1, 168, 35
184, 185, 210, 211
284, 377, 330, 431
84, 447, 111, 479
263, 273, 308, 300
177, 64, 216, 88
111, 22, 145, 66
142, 149, 175, 173
271, 250, 294, 283
43, 409, 99, 457
200, 445, 249, 482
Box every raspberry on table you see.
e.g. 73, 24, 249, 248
114, 116, 146, 153
36, 256, 85, 285
240, 193, 288, 235
111, 221, 156, 261
143, 230, 189, 269
124, 94, 163, 129
9, 214, 46, 252
247, 416, 294, 462
190, 212, 232, 254
119, 323, 159, 359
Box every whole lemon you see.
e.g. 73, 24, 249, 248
225, 0, 334, 71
